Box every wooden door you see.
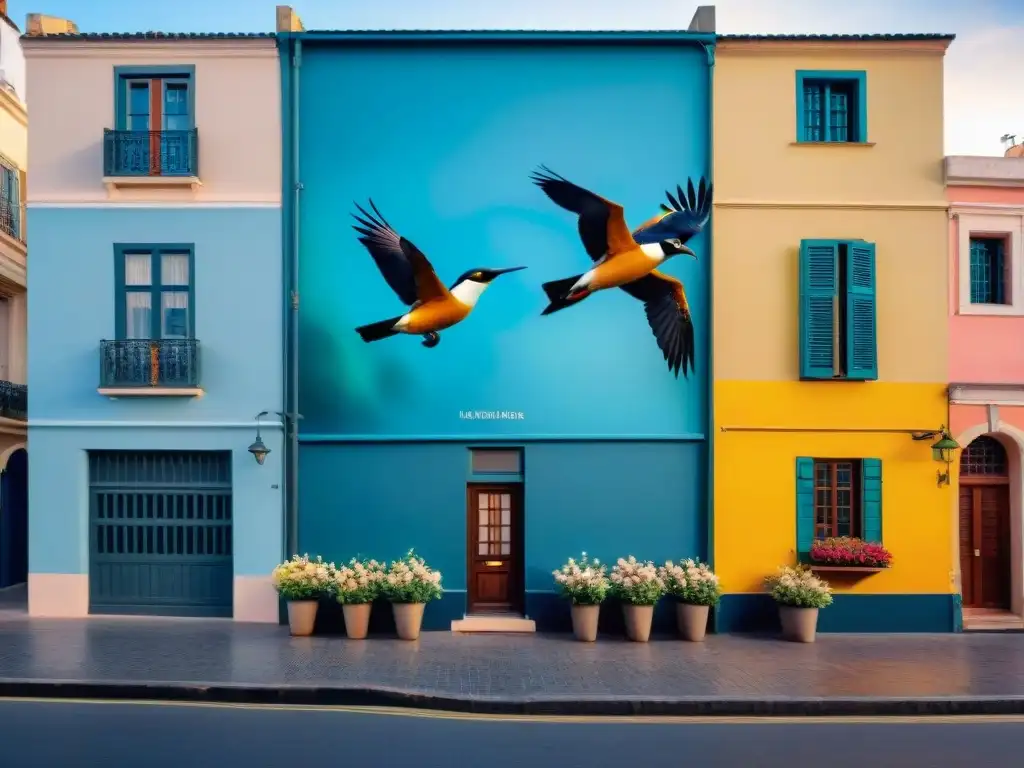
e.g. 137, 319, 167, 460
959, 484, 1011, 609
467, 485, 522, 614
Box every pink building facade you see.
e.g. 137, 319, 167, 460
947, 152, 1024, 630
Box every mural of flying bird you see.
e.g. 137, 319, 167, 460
350, 200, 526, 348
531, 166, 712, 378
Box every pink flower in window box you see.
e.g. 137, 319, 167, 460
810, 537, 893, 568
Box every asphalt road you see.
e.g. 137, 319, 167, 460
0, 700, 1022, 767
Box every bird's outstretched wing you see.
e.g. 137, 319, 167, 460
619, 271, 695, 378
632, 177, 713, 246
531, 166, 636, 260
351, 200, 450, 305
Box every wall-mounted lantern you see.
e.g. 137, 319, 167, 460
248, 410, 274, 465
911, 425, 960, 487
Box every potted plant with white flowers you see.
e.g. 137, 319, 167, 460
610, 556, 666, 643
271, 554, 336, 636
332, 557, 386, 640
764, 564, 833, 643
658, 558, 721, 642
553, 552, 610, 642
380, 550, 443, 640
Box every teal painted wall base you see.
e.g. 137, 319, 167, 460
716, 593, 959, 633
299, 441, 706, 631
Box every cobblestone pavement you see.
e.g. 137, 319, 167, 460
0, 616, 1022, 703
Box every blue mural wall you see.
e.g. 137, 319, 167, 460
296, 41, 711, 439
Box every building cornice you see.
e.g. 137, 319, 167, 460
715, 200, 947, 212
22, 39, 277, 59
716, 39, 950, 56
0, 87, 27, 126
950, 204, 1024, 217
950, 383, 1024, 407
945, 155, 1024, 188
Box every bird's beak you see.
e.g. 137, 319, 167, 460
494, 266, 527, 275
681, 245, 697, 259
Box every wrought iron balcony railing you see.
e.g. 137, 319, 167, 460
0, 196, 22, 241
100, 339, 201, 389
0, 380, 26, 419
102, 129, 199, 178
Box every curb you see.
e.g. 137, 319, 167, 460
2, 680, 1024, 717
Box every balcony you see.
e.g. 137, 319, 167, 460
98, 339, 203, 397
0, 381, 26, 420
102, 129, 201, 192
0, 195, 22, 242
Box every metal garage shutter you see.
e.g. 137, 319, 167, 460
89, 450, 233, 617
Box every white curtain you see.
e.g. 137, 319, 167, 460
160, 253, 189, 338
124, 254, 152, 339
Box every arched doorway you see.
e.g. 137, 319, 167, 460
959, 436, 1011, 610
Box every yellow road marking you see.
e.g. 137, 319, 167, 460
0, 697, 1022, 725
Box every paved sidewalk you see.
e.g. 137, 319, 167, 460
0, 614, 1023, 715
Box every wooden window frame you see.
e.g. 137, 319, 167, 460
795, 70, 868, 144
113, 244, 196, 341
813, 458, 862, 540
113, 66, 196, 132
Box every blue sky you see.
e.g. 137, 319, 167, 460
9, 0, 1021, 155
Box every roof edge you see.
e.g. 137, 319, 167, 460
718, 33, 955, 42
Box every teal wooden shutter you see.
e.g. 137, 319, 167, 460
796, 457, 815, 555
799, 240, 839, 379
861, 459, 882, 543
845, 241, 878, 380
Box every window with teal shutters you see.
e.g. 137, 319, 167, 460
799, 239, 878, 381
799, 240, 839, 379
861, 459, 883, 543
795, 457, 816, 555
844, 242, 878, 380
796, 457, 883, 554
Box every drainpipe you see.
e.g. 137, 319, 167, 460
703, 40, 716, 574
287, 38, 302, 557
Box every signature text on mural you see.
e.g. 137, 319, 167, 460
459, 410, 525, 421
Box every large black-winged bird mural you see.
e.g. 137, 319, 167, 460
531, 166, 712, 379
351, 200, 526, 348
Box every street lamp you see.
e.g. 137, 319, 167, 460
248, 410, 273, 465
911, 425, 961, 487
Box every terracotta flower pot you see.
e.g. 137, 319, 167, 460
779, 605, 819, 643
570, 603, 600, 642
286, 600, 318, 637
676, 602, 710, 642
342, 602, 372, 640
623, 603, 655, 642
392, 602, 426, 640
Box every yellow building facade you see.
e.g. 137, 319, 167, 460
712, 34, 958, 632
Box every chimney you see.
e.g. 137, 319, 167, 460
688, 5, 716, 33
276, 5, 304, 32
25, 13, 79, 36
1006, 144, 1024, 159
0, 2, 8, 18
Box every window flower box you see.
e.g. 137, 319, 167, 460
808, 536, 893, 571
